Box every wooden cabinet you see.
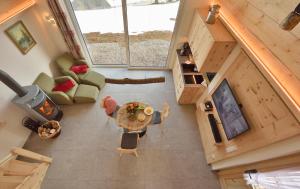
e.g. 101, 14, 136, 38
172, 50, 206, 104
188, 8, 236, 73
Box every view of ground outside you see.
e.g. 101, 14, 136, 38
71, 0, 179, 67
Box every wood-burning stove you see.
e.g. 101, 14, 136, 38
0, 70, 63, 122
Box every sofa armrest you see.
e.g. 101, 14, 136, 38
54, 76, 77, 84
49, 91, 73, 105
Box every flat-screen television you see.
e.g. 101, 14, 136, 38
212, 79, 249, 140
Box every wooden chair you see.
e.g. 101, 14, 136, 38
159, 103, 170, 133
117, 133, 139, 157
0, 147, 52, 189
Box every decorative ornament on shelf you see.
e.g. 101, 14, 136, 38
206, 4, 221, 24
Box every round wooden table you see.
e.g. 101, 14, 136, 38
116, 102, 153, 131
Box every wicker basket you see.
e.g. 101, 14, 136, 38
38, 120, 61, 140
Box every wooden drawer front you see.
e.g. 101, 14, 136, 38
193, 32, 214, 72
172, 59, 180, 86
172, 59, 184, 101
188, 12, 197, 48
189, 12, 210, 59
175, 77, 184, 102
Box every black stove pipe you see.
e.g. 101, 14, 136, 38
0, 69, 28, 97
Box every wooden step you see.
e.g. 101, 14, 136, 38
0, 176, 26, 189
0, 148, 52, 189
15, 163, 49, 189
1, 160, 39, 176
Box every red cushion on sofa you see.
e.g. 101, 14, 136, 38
70, 64, 88, 74
52, 79, 75, 92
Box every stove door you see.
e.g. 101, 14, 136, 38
33, 97, 60, 121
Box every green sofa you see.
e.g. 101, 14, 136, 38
55, 53, 105, 90
33, 72, 99, 105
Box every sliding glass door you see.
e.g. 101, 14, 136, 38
67, 0, 179, 68
70, 0, 127, 65
127, 0, 179, 67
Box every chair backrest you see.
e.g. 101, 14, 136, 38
161, 103, 170, 120
56, 53, 75, 72
33, 72, 55, 94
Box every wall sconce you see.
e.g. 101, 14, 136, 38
280, 3, 300, 31
206, 4, 221, 24
45, 15, 56, 25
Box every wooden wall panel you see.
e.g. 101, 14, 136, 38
196, 51, 300, 163
227, 53, 297, 134
221, 0, 300, 80
249, 0, 300, 38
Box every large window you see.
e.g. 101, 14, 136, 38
69, 0, 179, 68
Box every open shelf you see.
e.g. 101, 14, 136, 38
181, 63, 197, 73
173, 46, 206, 104
183, 75, 204, 85
176, 49, 190, 64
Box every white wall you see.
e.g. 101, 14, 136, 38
0, 0, 67, 159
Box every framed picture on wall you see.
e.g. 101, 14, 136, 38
5, 21, 36, 54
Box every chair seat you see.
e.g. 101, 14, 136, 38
80, 71, 105, 89
74, 84, 99, 103
121, 133, 138, 149
65, 83, 78, 99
